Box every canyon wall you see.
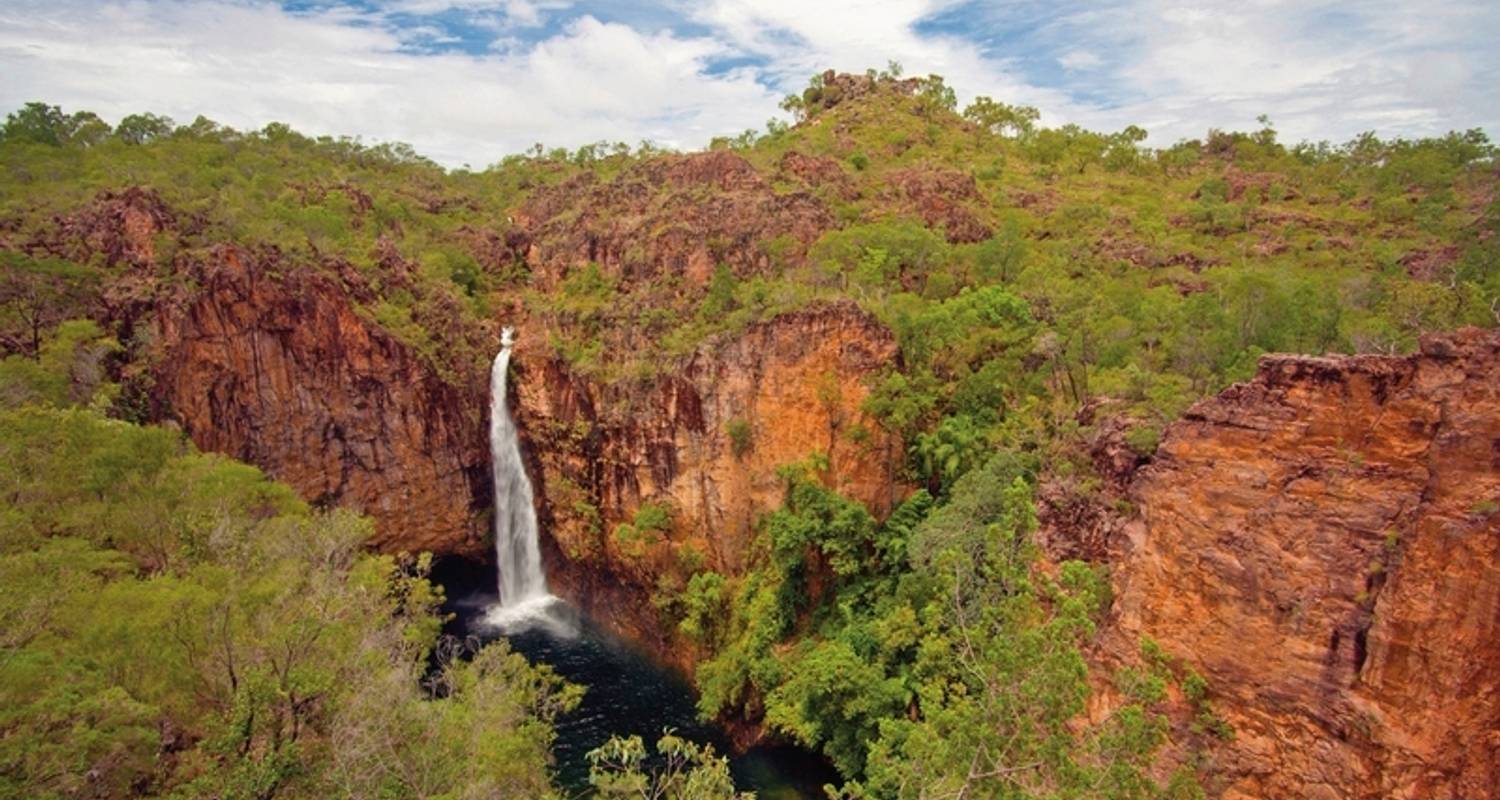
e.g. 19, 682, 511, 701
1109, 327, 1500, 799
510, 301, 902, 652
51, 182, 1496, 797
147, 247, 495, 557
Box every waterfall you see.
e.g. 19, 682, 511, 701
487, 326, 552, 619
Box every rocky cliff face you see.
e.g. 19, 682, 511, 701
135, 239, 901, 658
1109, 327, 1500, 799
148, 247, 494, 557
511, 301, 902, 654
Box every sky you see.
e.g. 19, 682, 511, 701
1, 0, 1496, 168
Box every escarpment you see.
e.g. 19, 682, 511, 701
1108, 327, 1500, 799
512, 301, 903, 655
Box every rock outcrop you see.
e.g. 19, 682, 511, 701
513, 150, 834, 287
39, 187, 180, 269
512, 301, 903, 654
801, 69, 922, 115
149, 247, 494, 557
1110, 327, 1500, 799
882, 167, 993, 244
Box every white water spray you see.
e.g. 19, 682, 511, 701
485, 326, 564, 630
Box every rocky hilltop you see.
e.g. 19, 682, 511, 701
1108, 327, 1500, 799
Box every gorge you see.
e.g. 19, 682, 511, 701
139, 235, 1499, 798
465, 326, 839, 795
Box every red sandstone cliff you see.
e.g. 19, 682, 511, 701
1108, 327, 1500, 799
149, 247, 494, 557
511, 301, 902, 655
30, 179, 1498, 797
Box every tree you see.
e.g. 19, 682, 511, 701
67, 111, 111, 146
587, 732, 748, 800
0, 255, 101, 359
0, 319, 118, 410
678, 571, 729, 648
856, 475, 1188, 799
0, 102, 109, 146
963, 96, 1040, 138
911, 414, 988, 493
0, 102, 71, 145
916, 74, 958, 115
1105, 125, 1149, 170
114, 112, 176, 145
0, 406, 577, 798
764, 638, 907, 776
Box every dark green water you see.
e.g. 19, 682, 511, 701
443, 588, 839, 798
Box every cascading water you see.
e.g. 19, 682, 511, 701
485, 326, 563, 630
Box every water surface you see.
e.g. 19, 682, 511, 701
443, 588, 839, 798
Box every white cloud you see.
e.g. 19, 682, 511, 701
683, 0, 1088, 122
678, 0, 1495, 143
1026, 0, 1500, 144
382, 0, 568, 24
0, 0, 1494, 166
1057, 50, 1102, 71
0, 1, 778, 166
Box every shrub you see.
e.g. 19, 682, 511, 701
1125, 424, 1162, 456
726, 418, 753, 459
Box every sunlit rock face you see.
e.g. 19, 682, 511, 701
510, 301, 904, 664
1109, 327, 1500, 800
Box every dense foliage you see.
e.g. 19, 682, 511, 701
1, 66, 1494, 799
684, 456, 1211, 798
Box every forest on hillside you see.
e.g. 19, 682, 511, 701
1, 67, 1495, 798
